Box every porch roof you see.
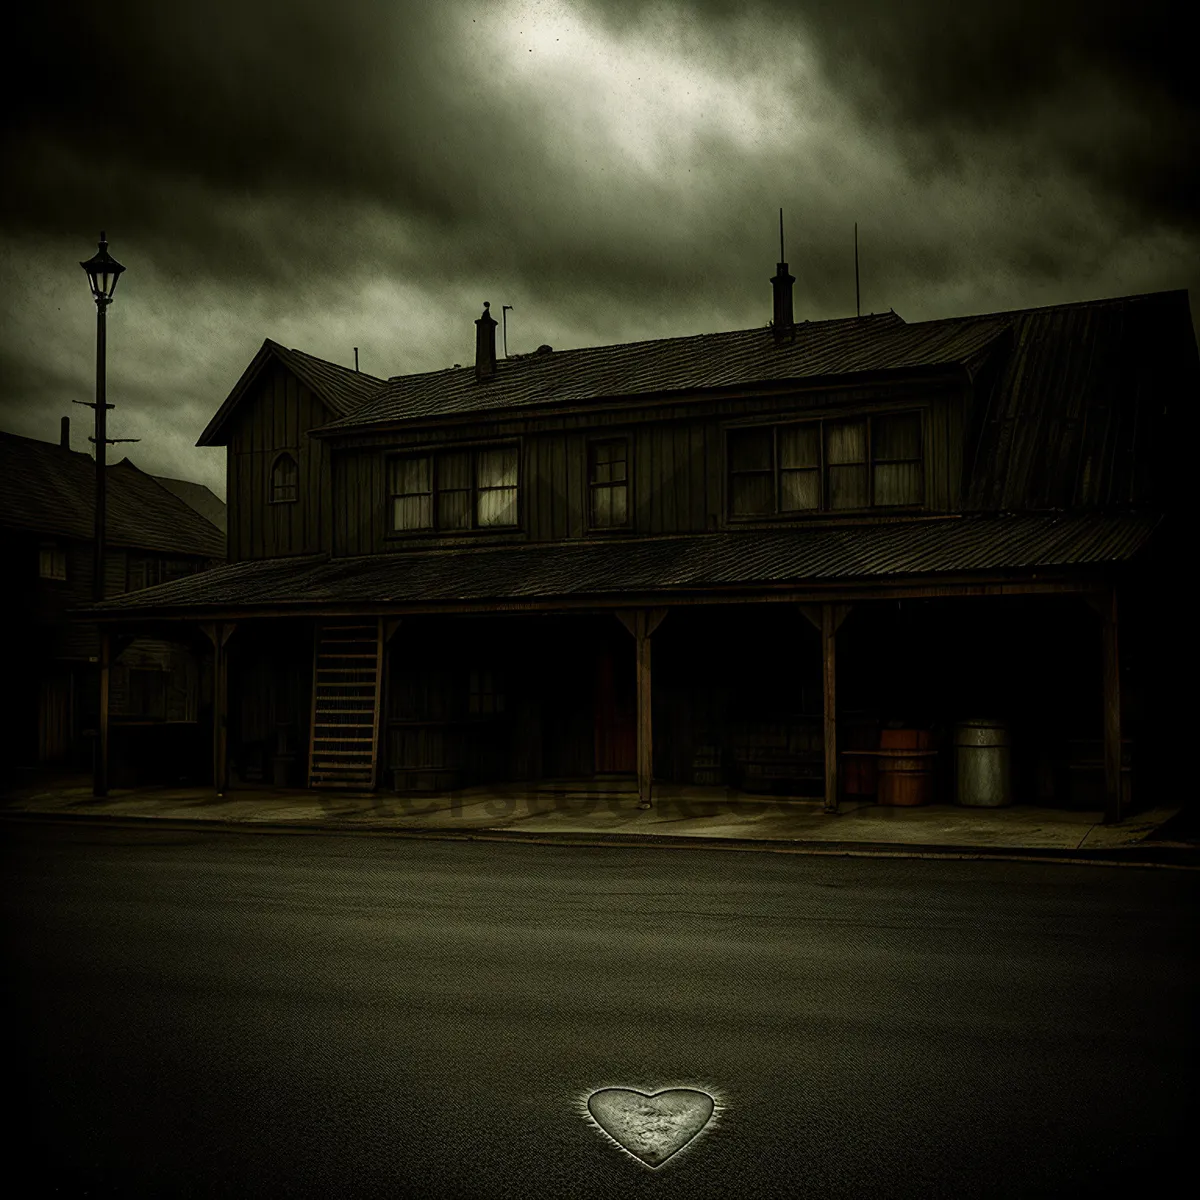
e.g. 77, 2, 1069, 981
78, 511, 1160, 619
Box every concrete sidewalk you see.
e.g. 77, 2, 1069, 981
2, 774, 1195, 864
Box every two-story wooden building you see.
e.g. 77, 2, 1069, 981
1, 425, 225, 787
78, 266, 1196, 821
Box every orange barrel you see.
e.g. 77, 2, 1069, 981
877, 751, 937, 805
880, 727, 933, 751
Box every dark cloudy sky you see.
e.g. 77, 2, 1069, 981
2, 0, 1194, 500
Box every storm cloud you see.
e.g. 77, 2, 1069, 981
2, 0, 1194, 497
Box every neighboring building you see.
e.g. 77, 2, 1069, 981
79, 270, 1197, 820
0, 424, 225, 786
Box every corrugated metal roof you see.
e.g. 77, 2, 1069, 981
316, 311, 1013, 429
962, 290, 1195, 511
0, 432, 226, 558
85, 512, 1159, 615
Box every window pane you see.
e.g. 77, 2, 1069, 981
779, 424, 820, 469
611, 484, 628, 525
729, 428, 772, 472
439, 451, 472, 491
826, 420, 866, 465
592, 487, 611, 528
780, 468, 820, 511
873, 413, 922, 461
478, 486, 517, 527
591, 440, 627, 486
394, 495, 432, 530
829, 464, 868, 509
438, 489, 471, 530
391, 456, 430, 495
731, 472, 774, 516
874, 461, 925, 506
478, 447, 517, 490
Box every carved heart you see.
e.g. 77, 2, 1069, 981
586, 1087, 715, 1167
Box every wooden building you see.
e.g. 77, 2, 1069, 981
0, 425, 225, 786
78, 271, 1197, 821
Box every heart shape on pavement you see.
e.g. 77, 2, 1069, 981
586, 1087, 715, 1167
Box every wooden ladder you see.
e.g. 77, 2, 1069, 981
308, 620, 383, 789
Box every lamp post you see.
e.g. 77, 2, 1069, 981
80, 232, 125, 800
79, 232, 125, 602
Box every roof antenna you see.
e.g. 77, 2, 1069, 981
854, 223, 861, 318
779, 208, 785, 262
502, 305, 513, 358
353, 347, 359, 373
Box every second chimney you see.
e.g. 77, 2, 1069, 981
60, 416, 70, 449
475, 301, 498, 382
771, 260, 795, 342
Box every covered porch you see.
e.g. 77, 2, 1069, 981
85, 579, 1148, 828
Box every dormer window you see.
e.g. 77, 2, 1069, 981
728, 411, 925, 517
270, 452, 298, 504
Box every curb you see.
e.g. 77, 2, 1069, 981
4, 808, 1198, 870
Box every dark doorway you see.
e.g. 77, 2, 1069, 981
594, 634, 635, 774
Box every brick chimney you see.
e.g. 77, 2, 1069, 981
475, 301, 498, 382
771, 259, 795, 342
60, 416, 70, 449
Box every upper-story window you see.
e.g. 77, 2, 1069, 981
728, 412, 925, 517
270, 452, 299, 504
389, 445, 519, 533
588, 438, 630, 529
39, 542, 67, 580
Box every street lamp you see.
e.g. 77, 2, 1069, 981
80, 232, 125, 801
79, 231, 125, 602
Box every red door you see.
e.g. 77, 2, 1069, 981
594, 644, 635, 774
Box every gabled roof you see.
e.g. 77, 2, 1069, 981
81, 512, 1159, 618
315, 310, 1017, 431
0, 431, 225, 558
151, 474, 227, 533
960, 289, 1197, 511
196, 339, 386, 447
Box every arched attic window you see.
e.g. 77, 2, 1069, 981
270, 451, 299, 504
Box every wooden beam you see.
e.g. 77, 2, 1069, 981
635, 610, 653, 809
799, 602, 850, 634
616, 608, 667, 809
821, 603, 839, 815
209, 621, 232, 796
1100, 588, 1123, 825
384, 618, 402, 644
93, 628, 110, 798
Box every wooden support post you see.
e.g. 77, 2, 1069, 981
821, 605, 839, 815
94, 628, 110, 798
1100, 589, 1122, 825
1084, 590, 1123, 825
800, 603, 849, 814
616, 608, 667, 809
201, 622, 236, 797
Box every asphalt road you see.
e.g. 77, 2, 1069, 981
2, 821, 1197, 1199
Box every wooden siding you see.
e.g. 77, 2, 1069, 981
329, 382, 966, 554
226, 361, 333, 560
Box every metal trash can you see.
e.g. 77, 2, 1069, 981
955, 718, 1012, 807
